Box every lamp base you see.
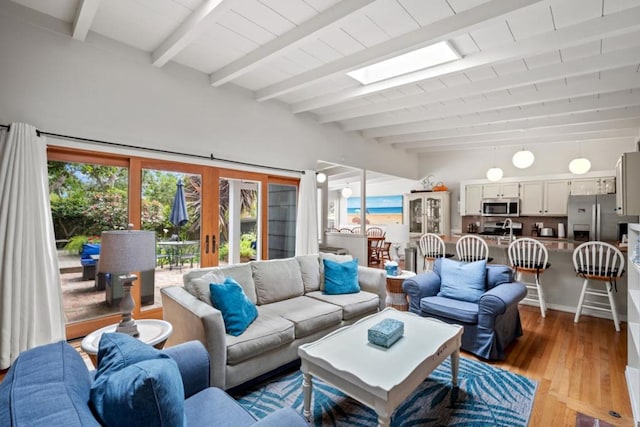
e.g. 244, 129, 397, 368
117, 274, 139, 337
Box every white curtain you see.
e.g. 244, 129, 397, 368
0, 123, 65, 369
295, 170, 319, 256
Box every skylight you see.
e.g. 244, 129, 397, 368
347, 41, 460, 85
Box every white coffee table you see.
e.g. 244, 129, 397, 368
298, 308, 463, 427
81, 319, 173, 367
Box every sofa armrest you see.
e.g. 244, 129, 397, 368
163, 341, 210, 399
161, 286, 228, 389
357, 266, 387, 310
402, 272, 441, 313
252, 408, 308, 426
478, 282, 527, 327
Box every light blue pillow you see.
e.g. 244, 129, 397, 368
209, 277, 258, 336
323, 258, 360, 295
91, 359, 185, 427
437, 258, 487, 303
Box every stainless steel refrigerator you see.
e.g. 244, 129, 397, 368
567, 194, 638, 242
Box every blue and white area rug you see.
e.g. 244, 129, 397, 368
237, 357, 537, 427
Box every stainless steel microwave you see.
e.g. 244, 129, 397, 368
481, 198, 520, 217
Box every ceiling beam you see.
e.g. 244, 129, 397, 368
364, 91, 640, 138
405, 130, 636, 152
293, 5, 640, 112
315, 45, 640, 122
209, 0, 376, 87
71, 0, 101, 41
343, 73, 640, 132
254, 0, 544, 101
151, 0, 233, 68
378, 107, 640, 144
393, 119, 640, 149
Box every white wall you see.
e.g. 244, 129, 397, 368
0, 2, 419, 179
418, 139, 638, 230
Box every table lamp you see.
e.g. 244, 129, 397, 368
98, 228, 156, 336
384, 223, 409, 262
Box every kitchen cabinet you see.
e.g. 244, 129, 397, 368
544, 180, 570, 215
570, 177, 615, 195
520, 181, 544, 215
616, 152, 640, 215
482, 182, 519, 198
404, 192, 450, 237
464, 185, 483, 215
519, 180, 569, 216
626, 224, 640, 427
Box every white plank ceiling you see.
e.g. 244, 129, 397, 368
11, 0, 640, 155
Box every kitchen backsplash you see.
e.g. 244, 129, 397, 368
462, 215, 568, 238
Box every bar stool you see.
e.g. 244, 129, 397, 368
456, 235, 491, 263
418, 233, 453, 271
508, 238, 550, 317
572, 241, 624, 332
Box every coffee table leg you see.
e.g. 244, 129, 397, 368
374, 401, 391, 427
451, 348, 460, 387
302, 372, 312, 421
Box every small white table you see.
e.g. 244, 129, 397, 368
298, 308, 463, 427
385, 270, 416, 311
81, 319, 173, 367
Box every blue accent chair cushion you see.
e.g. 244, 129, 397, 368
437, 258, 487, 303
210, 277, 258, 336
323, 258, 360, 295
80, 243, 101, 266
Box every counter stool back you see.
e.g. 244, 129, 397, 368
456, 235, 491, 263
508, 238, 550, 317
419, 233, 449, 271
572, 241, 625, 332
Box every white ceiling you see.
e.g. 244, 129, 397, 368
11, 0, 640, 157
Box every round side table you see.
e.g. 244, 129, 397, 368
385, 270, 416, 311
81, 319, 173, 367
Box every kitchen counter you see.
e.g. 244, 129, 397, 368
410, 234, 629, 321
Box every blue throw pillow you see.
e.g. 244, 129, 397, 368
94, 332, 170, 381
209, 277, 258, 336
323, 258, 360, 295
91, 359, 185, 427
437, 258, 487, 303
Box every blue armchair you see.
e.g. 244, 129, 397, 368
0, 339, 306, 427
80, 243, 101, 280
403, 258, 527, 360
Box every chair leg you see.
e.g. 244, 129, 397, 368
535, 273, 546, 318
606, 280, 621, 332
574, 278, 589, 324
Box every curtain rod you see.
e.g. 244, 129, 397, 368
0, 123, 305, 175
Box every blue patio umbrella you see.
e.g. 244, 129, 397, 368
169, 179, 189, 237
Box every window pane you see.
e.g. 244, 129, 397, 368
268, 183, 297, 259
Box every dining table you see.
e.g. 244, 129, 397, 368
157, 240, 199, 271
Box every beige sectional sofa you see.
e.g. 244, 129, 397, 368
161, 253, 387, 390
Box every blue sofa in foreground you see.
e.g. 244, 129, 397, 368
0, 337, 306, 427
403, 258, 527, 360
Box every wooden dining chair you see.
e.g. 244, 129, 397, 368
366, 227, 384, 237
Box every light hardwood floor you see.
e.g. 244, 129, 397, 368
1, 306, 634, 426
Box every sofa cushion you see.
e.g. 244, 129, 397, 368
319, 252, 353, 290
323, 258, 360, 295
226, 308, 295, 365
191, 270, 226, 305
185, 265, 257, 304
296, 255, 321, 293
438, 258, 487, 303
306, 290, 379, 320
0, 341, 99, 427
261, 296, 343, 338
184, 387, 257, 427
420, 296, 479, 324
91, 358, 185, 427
210, 277, 258, 336
251, 258, 304, 304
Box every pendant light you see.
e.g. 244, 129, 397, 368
316, 172, 327, 183
569, 141, 591, 174
512, 149, 534, 169
341, 186, 352, 198
486, 146, 503, 181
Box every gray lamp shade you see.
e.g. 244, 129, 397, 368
98, 230, 156, 273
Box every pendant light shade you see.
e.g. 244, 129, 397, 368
341, 187, 353, 198
512, 150, 534, 169
569, 158, 591, 174
316, 172, 327, 183
486, 167, 503, 181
